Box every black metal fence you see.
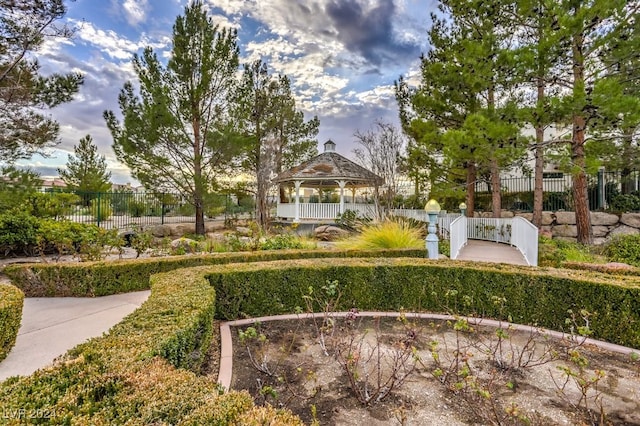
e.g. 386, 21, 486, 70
39, 191, 236, 230
474, 170, 640, 212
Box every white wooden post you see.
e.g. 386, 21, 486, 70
338, 180, 346, 214
294, 180, 301, 222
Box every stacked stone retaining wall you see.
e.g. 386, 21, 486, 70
477, 211, 640, 244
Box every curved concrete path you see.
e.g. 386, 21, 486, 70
0, 291, 150, 381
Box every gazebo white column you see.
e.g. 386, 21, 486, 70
294, 180, 302, 222
338, 180, 346, 214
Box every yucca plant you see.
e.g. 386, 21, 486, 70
336, 220, 424, 250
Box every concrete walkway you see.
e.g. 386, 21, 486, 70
0, 291, 150, 381
456, 240, 528, 266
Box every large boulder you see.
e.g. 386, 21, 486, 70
592, 226, 609, 238
554, 212, 576, 225
235, 226, 252, 237
608, 225, 640, 238
149, 225, 172, 238
170, 237, 199, 253
541, 212, 554, 226
620, 213, 640, 229
553, 224, 577, 238
204, 221, 226, 233
590, 212, 619, 226
171, 224, 196, 237
315, 225, 349, 241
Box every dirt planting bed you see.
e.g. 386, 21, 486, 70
229, 315, 640, 425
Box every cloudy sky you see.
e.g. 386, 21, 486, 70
20, 0, 435, 184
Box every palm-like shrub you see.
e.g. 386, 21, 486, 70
336, 220, 424, 250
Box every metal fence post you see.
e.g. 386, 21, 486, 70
97, 192, 101, 227
597, 167, 605, 210
161, 192, 165, 225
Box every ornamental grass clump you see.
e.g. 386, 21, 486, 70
336, 220, 423, 250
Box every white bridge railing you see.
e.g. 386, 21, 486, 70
449, 215, 468, 259
464, 217, 538, 266
510, 216, 539, 266
276, 203, 538, 266
467, 218, 512, 244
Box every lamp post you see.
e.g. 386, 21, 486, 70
425, 199, 441, 259
459, 202, 467, 217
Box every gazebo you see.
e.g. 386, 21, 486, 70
273, 140, 384, 222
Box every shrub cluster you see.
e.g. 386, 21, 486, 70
0, 211, 121, 259
603, 234, 640, 267
538, 236, 597, 268
0, 268, 297, 425
4, 248, 425, 297
0, 284, 23, 363
609, 192, 640, 212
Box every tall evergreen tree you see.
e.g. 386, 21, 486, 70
397, 0, 527, 217
553, 0, 639, 243
233, 60, 318, 229
512, 0, 565, 228
0, 0, 83, 163
588, 15, 640, 194
58, 135, 111, 194
104, 1, 240, 235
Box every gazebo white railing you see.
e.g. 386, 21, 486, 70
276, 203, 377, 221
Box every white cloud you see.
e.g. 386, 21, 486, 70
70, 20, 170, 61
123, 0, 150, 26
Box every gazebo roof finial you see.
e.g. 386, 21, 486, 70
324, 139, 336, 152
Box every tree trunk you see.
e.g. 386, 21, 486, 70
256, 178, 269, 230
194, 193, 205, 235
571, 30, 592, 244
532, 126, 544, 228
572, 116, 592, 244
487, 84, 501, 218
532, 74, 545, 228
193, 117, 205, 236
490, 158, 501, 218
465, 162, 476, 217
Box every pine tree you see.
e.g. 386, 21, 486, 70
58, 135, 111, 195
397, 0, 527, 216
0, 0, 83, 163
553, 0, 639, 243
104, 1, 241, 235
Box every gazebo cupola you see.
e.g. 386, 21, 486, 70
273, 140, 384, 222
324, 139, 336, 152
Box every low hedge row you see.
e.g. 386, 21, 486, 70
2, 256, 639, 424
0, 284, 23, 363
3, 248, 424, 297
0, 266, 301, 425
203, 258, 640, 348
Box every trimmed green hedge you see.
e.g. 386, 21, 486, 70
0, 266, 298, 425
2, 256, 640, 423
203, 258, 640, 348
3, 249, 424, 297
0, 284, 23, 362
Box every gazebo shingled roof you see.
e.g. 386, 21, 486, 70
273, 140, 384, 188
